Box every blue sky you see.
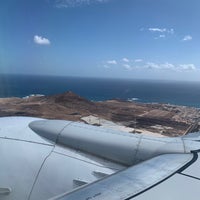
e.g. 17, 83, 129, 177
0, 0, 200, 81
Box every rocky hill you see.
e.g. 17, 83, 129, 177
0, 91, 200, 136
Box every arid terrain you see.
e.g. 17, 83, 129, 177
0, 91, 200, 136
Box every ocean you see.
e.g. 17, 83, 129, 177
0, 74, 200, 108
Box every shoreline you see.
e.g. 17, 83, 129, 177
0, 91, 200, 137
1, 74, 200, 109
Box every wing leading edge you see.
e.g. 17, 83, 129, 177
50, 153, 194, 200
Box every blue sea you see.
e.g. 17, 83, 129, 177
1, 74, 200, 108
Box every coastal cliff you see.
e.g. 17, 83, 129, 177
0, 91, 199, 136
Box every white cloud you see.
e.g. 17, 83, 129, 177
123, 64, 132, 70
168, 28, 174, 34
54, 0, 109, 8
148, 28, 167, 33
160, 62, 175, 70
154, 34, 166, 40
147, 28, 174, 40
122, 58, 129, 62
178, 64, 196, 71
159, 34, 166, 38
182, 35, 192, 41
148, 28, 174, 34
134, 59, 143, 63
34, 35, 50, 45
102, 58, 198, 73
135, 62, 198, 72
144, 62, 197, 72
107, 60, 117, 65
145, 62, 160, 70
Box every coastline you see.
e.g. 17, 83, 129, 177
1, 74, 200, 108
0, 91, 199, 137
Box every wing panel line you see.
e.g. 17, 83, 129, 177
50, 153, 194, 200
0, 136, 54, 146
28, 122, 74, 200
53, 151, 121, 170
27, 146, 55, 200
125, 151, 198, 200
178, 172, 200, 181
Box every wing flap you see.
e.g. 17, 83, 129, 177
51, 153, 193, 200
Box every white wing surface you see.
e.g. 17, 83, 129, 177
0, 117, 124, 200
1, 117, 200, 200
51, 153, 194, 200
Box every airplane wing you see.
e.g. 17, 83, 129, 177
1, 117, 200, 200
0, 117, 124, 200
51, 152, 198, 200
